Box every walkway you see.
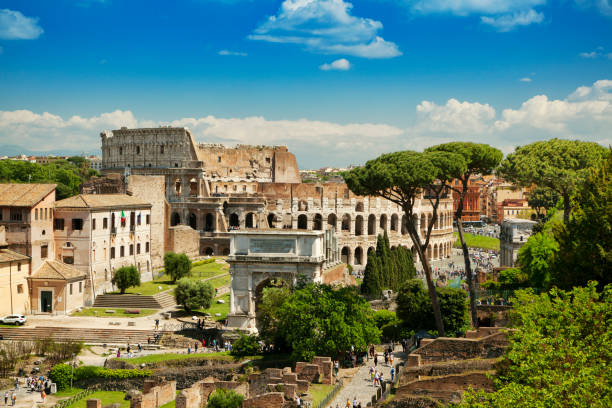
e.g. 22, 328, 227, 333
328, 346, 405, 408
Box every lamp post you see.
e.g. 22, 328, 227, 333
70, 353, 75, 390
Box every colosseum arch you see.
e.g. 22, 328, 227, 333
189, 178, 197, 196
267, 213, 278, 228
354, 247, 364, 265
189, 213, 197, 230
229, 213, 240, 228
174, 179, 181, 196
433, 244, 439, 259
205, 247, 214, 256
401, 215, 408, 235
245, 212, 256, 228
420, 213, 426, 234
379, 214, 388, 231
205, 213, 214, 231
367, 246, 375, 255
298, 199, 308, 211
327, 213, 337, 229
390, 214, 398, 232
297, 214, 308, 230
341, 214, 351, 231
171, 212, 181, 226
355, 201, 364, 212
313, 213, 323, 230
341, 246, 351, 264
368, 214, 376, 235
355, 215, 364, 236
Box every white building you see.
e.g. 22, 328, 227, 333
53, 194, 152, 304
499, 218, 537, 267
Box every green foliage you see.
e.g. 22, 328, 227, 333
111, 266, 141, 294
517, 232, 559, 289
425, 142, 504, 177
396, 279, 469, 337
551, 152, 612, 290
207, 388, 244, 408
49, 364, 73, 390
527, 186, 559, 219
372, 310, 411, 342
174, 278, 215, 312
164, 252, 192, 282
231, 334, 260, 357
498, 139, 607, 222
277, 283, 380, 361
362, 232, 416, 297
497, 268, 528, 290
372, 310, 398, 329
459, 283, 612, 408
256, 286, 291, 347
0, 158, 98, 199
191, 258, 216, 267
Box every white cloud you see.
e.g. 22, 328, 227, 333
218, 49, 248, 56
249, 0, 401, 59
319, 58, 351, 70
415, 99, 496, 134
573, 0, 612, 16
519, 77, 532, 82
480, 9, 544, 31
580, 51, 599, 58
0, 9, 43, 40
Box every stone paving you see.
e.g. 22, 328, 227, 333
327, 346, 405, 408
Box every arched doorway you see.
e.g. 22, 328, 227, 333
229, 213, 240, 228
367, 246, 375, 255
341, 247, 351, 264
313, 214, 323, 230
267, 213, 277, 228
171, 212, 180, 226
401, 215, 408, 235
355, 215, 363, 236
205, 213, 214, 231
368, 214, 376, 235
391, 214, 398, 232
189, 213, 197, 230
205, 247, 214, 256
379, 214, 388, 231
327, 213, 337, 229
341, 214, 351, 231
297, 214, 308, 229
354, 247, 363, 265
246, 212, 255, 228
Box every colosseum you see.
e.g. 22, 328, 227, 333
100, 127, 455, 271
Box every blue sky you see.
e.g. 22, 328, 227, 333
0, 0, 610, 168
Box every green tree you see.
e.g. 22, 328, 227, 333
277, 283, 380, 361
207, 388, 244, 408
396, 279, 469, 337
551, 152, 612, 290
257, 285, 291, 347
426, 142, 503, 329
459, 283, 612, 408
231, 334, 261, 357
174, 278, 215, 312
49, 364, 73, 391
498, 139, 607, 223
164, 252, 192, 282
516, 232, 559, 289
361, 252, 382, 297
111, 265, 141, 294
497, 268, 528, 290
527, 186, 559, 220
344, 150, 468, 336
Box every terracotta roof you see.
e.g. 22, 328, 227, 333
55, 194, 151, 209
30, 260, 86, 281
0, 184, 56, 207
0, 248, 30, 263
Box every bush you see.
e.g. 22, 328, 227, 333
164, 252, 192, 282
207, 388, 244, 408
112, 266, 141, 294
192, 258, 216, 267
372, 310, 398, 329
231, 334, 260, 357
174, 278, 215, 312
49, 364, 72, 390
74, 366, 152, 380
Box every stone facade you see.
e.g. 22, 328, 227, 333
175, 377, 248, 408
499, 218, 536, 267
100, 127, 455, 269
130, 379, 176, 408
0, 230, 31, 316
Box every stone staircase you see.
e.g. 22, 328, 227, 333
0, 326, 160, 344
92, 291, 177, 309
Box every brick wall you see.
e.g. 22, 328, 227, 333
411, 332, 508, 364
242, 392, 285, 408
130, 379, 176, 408
167, 225, 200, 258
175, 377, 248, 408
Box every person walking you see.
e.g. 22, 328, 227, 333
374, 353, 378, 366
5, 391, 9, 405
116, 348, 121, 358
195, 342, 198, 352
11, 393, 15, 407
154, 319, 159, 330
390, 366, 396, 383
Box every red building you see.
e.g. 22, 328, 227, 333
451, 177, 485, 222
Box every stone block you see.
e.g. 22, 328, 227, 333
406, 354, 421, 367
87, 399, 101, 408
242, 392, 284, 408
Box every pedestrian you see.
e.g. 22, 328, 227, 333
155, 319, 159, 330
202, 338, 206, 349
116, 348, 121, 358
5, 391, 9, 405
14, 379, 18, 390
390, 367, 396, 382
296, 395, 301, 406
138, 343, 142, 352
187, 346, 191, 354
195, 342, 198, 352
374, 353, 378, 366
334, 360, 339, 377
352, 397, 358, 407
11, 393, 15, 407
345, 398, 351, 408
127, 344, 131, 354
41, 390, 45, 403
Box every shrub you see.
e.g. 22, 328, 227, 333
49, 364, 72, 390
192, 259, 216, 267
231, 334, 260, 357
112, 266, 141, 294
164, 252, 192, 282
74, 366, 152, 380
207, 388, 244, 408
174, 278, 215, 312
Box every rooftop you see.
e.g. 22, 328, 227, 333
0, 183, 56, 207
30, 260, 87, 281
55, 194, 151, 210
0, 248, 30, 263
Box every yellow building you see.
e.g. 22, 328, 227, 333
0, 243, 31, 316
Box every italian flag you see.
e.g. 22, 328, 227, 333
121, 210, 126, 223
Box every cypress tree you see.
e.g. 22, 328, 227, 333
362, 253, 382, 297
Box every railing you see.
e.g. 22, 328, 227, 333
54, 388, 95, 408
312, 378, 344, 408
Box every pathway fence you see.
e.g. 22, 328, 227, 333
313, 378, 344, 408
54, 389, 95, 408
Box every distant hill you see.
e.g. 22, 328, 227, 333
0, 144, 100, 157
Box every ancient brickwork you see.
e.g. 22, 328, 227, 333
242, 392, 285, 408
167, 225, 200, 258
130, 379, 176, 408
175, 377, 247, 408
411, 332, 509, 364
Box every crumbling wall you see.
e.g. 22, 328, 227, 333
167, 225, 200, 258
130, 379, 176, 408
242, 392, 285, 408
175, 377, 247, 408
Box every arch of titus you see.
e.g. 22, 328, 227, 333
101, 127, 455, 271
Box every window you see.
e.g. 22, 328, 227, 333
44, 208, 48, 219
10, 209, 22, 221
93, 249, 96, 261
41, 245, 48, 259
35, 209, 38, 220
110, 247, 115, 259
217, 156, 221, 163
120, 246, 124, 257
79, 282, 82, 293
63, 256, 74, 264
129, 244, 134, 256
119, 147, 123, 155
136, 146, 140, 154
72, 219, 83, 230
145, 242, 150, 253
265, 157, 270, 163
103, 217, 108, 229
17, 284, 23, 294
160, 145, 164, 154
137, 243, 141, 254
17, 262, 21, 271
146, 214, 150, 225
92, 219, 96, 230
70, 283, 73, 295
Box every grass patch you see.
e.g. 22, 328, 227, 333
53, 388, 85, 398
191, 261, 228, 280
115, 350, 261, 365
71, 308, 157, 318
0, 324, 22, 327
454, 232, 500, 251
309, 383, 335, 406
159, 401, 175, 408
197, 293, 230, 321
65, 391, 127, 408
206, 274, 230, 289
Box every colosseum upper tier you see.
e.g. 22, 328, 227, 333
101, 127, 455, 270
